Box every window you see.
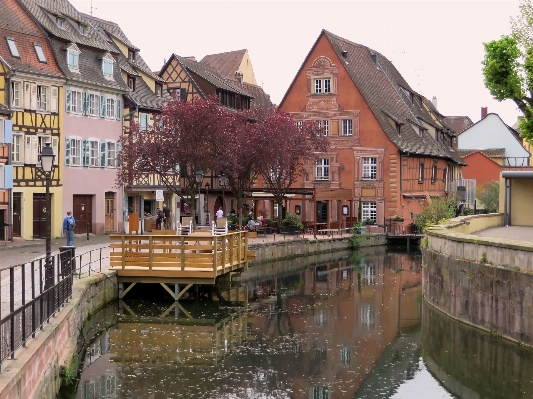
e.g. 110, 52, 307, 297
361, 264, 376, 285
67, 49, 79, 69
362, 202, 376, 222
70, 138, 81, 166
317, 120, 328, 136
11, 81, 21, 108
314, 78, 331, 94
12, 134, 23, 163
342, 119, 353, 136
431, 164, 437, 184
77, 23, 86, 35
296, 121, 303, 127
361, 304, 375, 329
54, 15, 65, 28
315, 158, 329, 180
128, 49, 136, 62
155, 84, 162, 97
103, 59, 113, 77
314, 311, 327, 327
89, 140, 99, 167
33, 44, 47, 63
340, 348, 351, 365
37, 85, 48, 111
106, 98, 115, 118
88, 93, 99, 116
127, 76, 135, 91
106, 142, 116, 168
442, 167, 447, 182
362, 157, 377, 180
70, 90, 82, 113
311, 387, 329, 399
6, 38, 19, 58
418, 163, 424, 184
139, 113, 149, 131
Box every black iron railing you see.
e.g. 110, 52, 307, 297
384, 218, 422, 236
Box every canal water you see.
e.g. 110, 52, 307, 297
73, 247, 533, 399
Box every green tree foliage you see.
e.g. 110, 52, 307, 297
476, 180, 500, 213
414, 195, 457, 232
482, 1, 533, 142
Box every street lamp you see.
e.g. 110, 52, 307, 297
195, 168, 204, 224
38, 142, 55, 291
205, 182, 210, 223
219, 174, 228, 214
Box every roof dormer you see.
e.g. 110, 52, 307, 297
98, 52, 115, 79
64, 43, 81, 71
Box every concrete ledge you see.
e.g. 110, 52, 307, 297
0, 272, 117, 399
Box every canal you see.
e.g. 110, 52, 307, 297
72, 246, 533, 398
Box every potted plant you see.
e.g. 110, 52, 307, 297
364, 218, 375, 225
265, 218, 273, 234
281, 212, 304, 235
227, 213, 238, 230
393, 215, 404, 222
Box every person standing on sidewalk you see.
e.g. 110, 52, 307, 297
62, 211, 76, 246
163, 204, 171, 230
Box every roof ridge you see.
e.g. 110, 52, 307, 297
80, 13, 119, 27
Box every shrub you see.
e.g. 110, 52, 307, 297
282, 212, 304, 230
414, 195, 457, 232
265, 218, 273, 227
227, 213, 238, 225
364, 218, 375, 225
393, 215, 404, 221
476, 180, 499, 213
349, 222, 367, 248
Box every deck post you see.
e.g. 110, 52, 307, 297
175, 284, 179, 302
238, 233, 242, 262
118, 282, 124, 299
149, 236, 153, 270
407, 237, 410, 250
180, 236, 185, 271
222, 236, 227, 272
230, 234, 234, 266
213, 236, 217, 273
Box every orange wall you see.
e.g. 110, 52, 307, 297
462, 152, 500, 186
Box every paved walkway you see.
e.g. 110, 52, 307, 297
471, 226, 533, 242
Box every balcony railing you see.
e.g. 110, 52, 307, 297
503, 157, 530, 167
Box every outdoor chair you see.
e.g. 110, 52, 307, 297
178, 217, 193, 235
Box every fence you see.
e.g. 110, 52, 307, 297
383, 219, 421, 236
0, 245, 110, 369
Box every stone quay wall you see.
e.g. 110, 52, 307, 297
422, 214, 533, 346
0, 272, 117, 399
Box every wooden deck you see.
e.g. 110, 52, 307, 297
109, 231, 249, 285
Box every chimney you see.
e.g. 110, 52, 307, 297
432, 96, 437, 109
235, 71, 243, 84
481, 106, 488, 119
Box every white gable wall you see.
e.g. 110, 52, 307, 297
458, 114, 529, 160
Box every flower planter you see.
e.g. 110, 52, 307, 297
279, 225, 300, 235
228, 224, 238, 231
265, 227, 272, 234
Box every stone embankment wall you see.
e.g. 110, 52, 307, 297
0, 272, 117, 399
250, 234, 386, 263
422, 214, 533, 346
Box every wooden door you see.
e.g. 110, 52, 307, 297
33, 194, 47, 238
105, 196, 115, 231
13, 193, 21, 237
73, 195, 93, 234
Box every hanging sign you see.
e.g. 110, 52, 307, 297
156, 190, 164, 201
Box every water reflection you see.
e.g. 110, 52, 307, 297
75, 249, 431, 398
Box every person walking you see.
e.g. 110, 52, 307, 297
155, 208, 163, 230
62, 211, 76, 246
216, 207, 224, 219
163, 204, 171, 229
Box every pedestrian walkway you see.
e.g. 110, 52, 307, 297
472, 226, 533, 242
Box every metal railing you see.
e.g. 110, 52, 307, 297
0, 245, 111, 369
503, 157, 530, 167
384, 218, 422, 236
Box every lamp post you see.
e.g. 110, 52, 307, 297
38, 142, 55, 291
205, 182, 210, 223
195, 168, 204, 225
219, 174, 228, 214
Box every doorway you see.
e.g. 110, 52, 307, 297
33, 194, 47, 238
105, 193, 115, 232
13, 193, 21, 237
73, 195, 93, 234
316, 201, 328, 223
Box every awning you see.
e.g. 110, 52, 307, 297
249, 192, 295, 198
502, 171, 533, 179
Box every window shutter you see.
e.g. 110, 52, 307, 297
140, 113, 147, 131
100, 95, 106, 117
82, 92, 87, 115
50, 87, 58, 112
100, 141, 106, 167
24, 136, 32, 163
116, 98, 121, 120
23, 82, 31, 109
30, 83, 37, 110
64, 137, 70, 165
52, 137, 59, 165
66, 89, 71, 113
82, 139, 89, 166
116, 142, 121, 168
31, 135, 38, 164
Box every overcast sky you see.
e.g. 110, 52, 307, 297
70, 0, 521, 127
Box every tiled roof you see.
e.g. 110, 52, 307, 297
230, 80, 274, 109
0, 103, 10, 114
166, 54, 252, 97
0, 0, 64, 77
17, 0, 115, 52
301, 30, 464, 165
444, 116, 474, 135
50, 38, 129, 91
459, 148, 506, 158
199, 49, 246, 79
80, 13, 138, 51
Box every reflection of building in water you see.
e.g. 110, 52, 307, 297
246, 251, 422, 399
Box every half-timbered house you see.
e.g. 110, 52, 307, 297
18, 0, 129, 235
83, 14, 169, 231
0, 107, 12, 241
278, 30, 465, 226
0, 0, 65, 240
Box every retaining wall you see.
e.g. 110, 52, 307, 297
423, 214, 533, 346
0, 272, 117, 399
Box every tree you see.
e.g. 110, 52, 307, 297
117, 96, 229, 225
255, 110, 328, 223
476, 180, 499, 213
482, 1, 533, 142
414, 195, 457, 232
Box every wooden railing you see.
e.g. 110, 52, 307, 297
109, 231, 248, 281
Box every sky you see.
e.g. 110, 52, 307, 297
70, 0, 521, 127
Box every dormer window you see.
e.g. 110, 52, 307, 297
128, 49, 136, 62
103, 59, 113, 76
155, 83, 162, 97
55, 15, 65, 28
6, 38, 20, 58
78, 23, 86, 35
65, 43, 81, 69
127, 76, 135, 91
34, 44, 47, 63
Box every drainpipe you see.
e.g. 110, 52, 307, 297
508, 179, 512, 226
504, 178, 508, 226
122, 104, 137, 233
6, 73, 13, 241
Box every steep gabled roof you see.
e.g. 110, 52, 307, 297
0, 0, 64, 78
17, 0, 115, 51
444, 116, 474, 135
459, 148, 506, 158
229, 80, 274, 109
281, 30, 464, 165
199, 49, 246, 79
